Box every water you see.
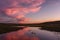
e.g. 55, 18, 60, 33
0, 27, 60, 40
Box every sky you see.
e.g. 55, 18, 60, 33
0, 0, 60, 23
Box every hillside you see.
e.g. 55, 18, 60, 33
38, 21, 60, 32
0, 23, 24, 34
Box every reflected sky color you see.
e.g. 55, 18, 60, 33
0, 0, 60, 23
0, 27, 59, 40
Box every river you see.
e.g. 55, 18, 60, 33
0, 27, 60, 40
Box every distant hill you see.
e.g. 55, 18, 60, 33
0, 21, 60, 26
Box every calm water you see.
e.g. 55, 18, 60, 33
0, 27, 60, 40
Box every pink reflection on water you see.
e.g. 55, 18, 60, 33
5, 27, 39, 40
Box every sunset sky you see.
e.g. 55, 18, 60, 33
0, 0, 60, 23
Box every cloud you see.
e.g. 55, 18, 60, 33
0, 0, 45, 23
0, 17, 18, 23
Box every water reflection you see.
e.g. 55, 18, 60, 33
0, 27, 60, 40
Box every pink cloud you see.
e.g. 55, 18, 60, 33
0, 0, 45, 23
